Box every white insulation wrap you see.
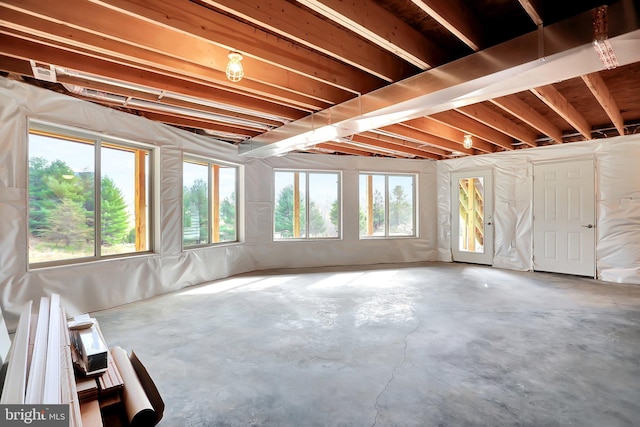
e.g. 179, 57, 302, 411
0, 78, 437, 329
437, 136, 640, 283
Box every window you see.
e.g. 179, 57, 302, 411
274, 170, 340, 240
359, 173, 416, 237
28, 123, 152, 266
183, 157, 238, 247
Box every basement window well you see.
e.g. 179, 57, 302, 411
28, 122, 153, 267
359, 173, 416, 238
183, 156, 239, 247
273, 170, 340, 240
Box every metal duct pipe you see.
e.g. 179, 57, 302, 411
239, 0, 640, 158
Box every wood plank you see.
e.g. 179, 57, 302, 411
88, 0, 384, 94
456, 103, 538, 147
135, 150, 147, 252
530, 85, 592, 140
0, 300, 33, 404
431, 110, 515, 151
25, 297, 50, 404
490, 94, 564, 143
200, 0, 416, 82
60, 309, 82, 427
411, 0, 485, 51
518, 0, 543, 25
362, 130, 449, 156
297, 0, 448, 69
80, 399, 103, 427
581, 72, 625, 135
43, 294, 61, 404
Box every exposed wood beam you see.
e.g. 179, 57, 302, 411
139, 111, 261, 138
199, 0, 416, 82
490, 94, 564, 144
87, 0, 384, 94
518, 0, 543, 26
382, 124, 477, 155
316, 142, 373, 157
430, 110, 514, 151
362, 131, 449, 157
296, 0, 448, 69
353, 134, 440, 160
353, 135, 440, 159
0, 34, 304, 120
0, 0, 355, 108
411, 0, 484, 51
581, 72, 625, 136
0, 6, 344, 109
456, 103, 538, 147
530, 85, 592, 140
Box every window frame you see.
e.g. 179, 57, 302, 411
273, 169, 342, 241
359, 172, 418, 239
27, 120, 155, 269
182, 154, 241, 249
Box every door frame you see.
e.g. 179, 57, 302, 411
531, 157, 597, 278
451, 168, 494, 265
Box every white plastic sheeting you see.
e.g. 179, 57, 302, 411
0, 78, 437, 329
437, 136, 640, 283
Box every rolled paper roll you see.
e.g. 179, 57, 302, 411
111, 346, 156, 427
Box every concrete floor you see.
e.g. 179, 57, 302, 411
94, 262, 640, 427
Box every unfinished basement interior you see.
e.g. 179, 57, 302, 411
0, 0, 639, 425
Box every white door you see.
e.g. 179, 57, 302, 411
451, 170, 494, 265
533, 159, 595, 277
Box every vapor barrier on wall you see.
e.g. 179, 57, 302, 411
0, 78, 437, 329
437, 135, 640, 284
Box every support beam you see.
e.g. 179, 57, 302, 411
135, 150, 147, 251
581, 72, 625, 136
362, 130, 449, 157
139, 112, 261, 138
490, 94, 564, 143
296, 0, 448, 69
530, 85, 592, 140
518, 0, 543, 26
200, 0, 416, 82
411, 0, 484, 51
293, 172, 300, 238
367, 175, 373, 236
456, 103, 538, 147
212, 165, 220, 243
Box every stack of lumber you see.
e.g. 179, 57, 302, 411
0, 295, 83, 427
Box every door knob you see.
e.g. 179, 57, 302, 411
581, 224, 594, 228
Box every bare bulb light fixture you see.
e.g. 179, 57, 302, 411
463, 134, 473, 149
226, 51, 244, 82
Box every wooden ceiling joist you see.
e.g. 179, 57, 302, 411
456, 103, 538, 147
490, 94, 564, 144
430, 110, 513, 151
296, 0, 448, 69
0, 34, 304, 120
411, 0, 484, 51
581, 72, 625, 136
530, 85, 592, 140
351, 134, 439, 159
382, 124, 476, 155
88, 0, 384, 94
362, 131, 449, 157
198, 0, 416, 82
315, 142, 373, 157
518, 0, 543, 26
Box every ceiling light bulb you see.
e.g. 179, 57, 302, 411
226, 51, 244, 82
463, 134, 473, 149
